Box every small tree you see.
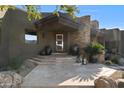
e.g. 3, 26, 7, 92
0, 5, 79, 21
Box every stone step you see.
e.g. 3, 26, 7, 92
29, 58, 75, 61
25, 54, 77, 65
30, 56, 76, 61
26, 57, 76, 65
28, 59, 76, 63
30, 58, 56, 62
36, 56, 76, 59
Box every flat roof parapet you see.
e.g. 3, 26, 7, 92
107, 28, 120, 31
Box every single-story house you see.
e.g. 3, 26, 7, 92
0, 8, 101, 66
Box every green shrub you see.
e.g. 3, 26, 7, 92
83, 42, 105, 63
8, 57, 23, 70
84, 42, 105, 56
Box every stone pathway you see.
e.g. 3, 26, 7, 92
21, 54, 122, 88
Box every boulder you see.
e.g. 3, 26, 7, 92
0, 71, 23, 88
94, 76, 118, 88
105, 60, 113, 65
118, 58, 124, 66
117, 79, 124, 88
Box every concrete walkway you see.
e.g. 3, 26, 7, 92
21, 54, 122, 88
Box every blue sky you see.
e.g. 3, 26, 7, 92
18, 5, 124, 29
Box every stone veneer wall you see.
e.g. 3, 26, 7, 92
90, 20, 99, 42
91, 20, 99, 29
70, 15, 91, 48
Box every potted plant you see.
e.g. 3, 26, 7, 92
39, 45, 52, 55
84, 42, 105, 63
45, 45, 52, 55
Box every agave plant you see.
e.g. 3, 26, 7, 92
84, 42, 105, 63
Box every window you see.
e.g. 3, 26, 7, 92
25, 29, 38, 44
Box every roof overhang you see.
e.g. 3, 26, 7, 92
34, 13, 80, 32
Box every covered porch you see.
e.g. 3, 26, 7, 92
34, 12, 80, 53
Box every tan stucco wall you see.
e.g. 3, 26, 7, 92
7, 9, 45, 60
99, 28, 121, 54
120, 31, 124, 55
0, 9, 45, 65
43, 31, 68, 52
103, 29, 120, 50
0, 10, 9, 65
104, 29, 120, 41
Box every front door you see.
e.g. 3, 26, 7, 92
56, 34, 64, 52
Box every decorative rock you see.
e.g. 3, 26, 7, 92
94, 76, 118, 88
12, 72, 23, 88
117, 79, 124, 88
0, 73, 13, 88
105, 60, 113, 65
118, 58, 124, 66
0, 71, 23, 88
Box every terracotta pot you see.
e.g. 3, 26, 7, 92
97, 54, 105, 63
